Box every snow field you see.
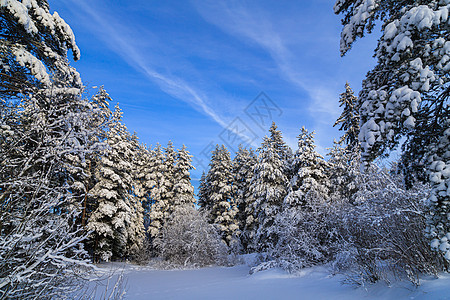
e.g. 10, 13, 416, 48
92, 262, 450, 300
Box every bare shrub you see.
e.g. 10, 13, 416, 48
131, 238, 152, 266
153, 205, 227, 268
335, 166, 448, 286
257, 196, 342, 274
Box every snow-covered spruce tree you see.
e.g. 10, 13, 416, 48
285, 127, 330, 209
251, 123, 290, 251
147, 141, 176, 241
329, 83, 361, 203
269, 122, 293, 177
334, 0, 450, 261
132, 142, 153, 230
75, 87, 112, 230
146, 143, 165, 239
128, 133, 147, 257
327, 140, 360, 203
262, 128, 333, 271
172, 145, 196, 208
87, 104, 145, 262
0, 0, 81, 97
233, 145, 257, 252
201, 144, 239, 246
128, 141, 156, 262
0, 84, 103, 298
148, 144, 197, 255
162, 140, 176, 202
197, 171, 209, 209
334, 82, 360, 151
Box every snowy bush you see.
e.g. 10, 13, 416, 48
132, 238, 153, 266
263, 198, 341, 274
335, 165, 447, 286
254, 161, 447, 284
154, 205, 227, 268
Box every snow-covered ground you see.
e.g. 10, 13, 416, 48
91, 261, 450, 300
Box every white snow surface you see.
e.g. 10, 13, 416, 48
91, 260, 450, 300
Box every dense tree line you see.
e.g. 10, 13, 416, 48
198, 82, 448, 283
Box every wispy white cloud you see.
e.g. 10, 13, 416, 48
192, 0, 343, 152
66, 0, 270, 146
193, 1, 341, 108
72, 0, 231, 128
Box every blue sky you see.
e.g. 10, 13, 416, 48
49, 0, 379, 186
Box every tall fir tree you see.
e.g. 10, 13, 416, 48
132, 142, 153, 229
128, 133, 147, 256
87, 104, 145, 261
147, 141, 177, 241
333, 82, 360, 151
285, 127, 330, 209
232, 145, 257, 252
269, 122, 293, 176
162, 140, 176, 202
329, 83, 362, 203
147, 143, 165, 239
251, 123, 290, 251
76, 87, 112, 231
197, 171, 209, 210
327, 140, 360, 203
172, 145, 196, 208
201, 144, 239, 246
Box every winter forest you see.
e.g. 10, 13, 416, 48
1, 0, 450, 299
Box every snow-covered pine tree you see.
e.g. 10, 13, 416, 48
172, 145, 196, 208
334, 0, 450, 261
327, 140, 360, 203
285, 127, 330, 209
333, 82, 360, 151
268, 122, 292, 160
251, 123, 290, 251
132, 142, 154, 230
87, 104, 145, 261
232, 145, 257, 252
147, 143, 165, 239
128, 132, 146, 257
202, 144, 239, 246
147, 141, 177, 241
269, 121, 293, 176
162, 140, 176, 202
328, 83, 361, 203
77, 87, 112, 229
197, 171, 209, 209
0, 0, 81, 97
